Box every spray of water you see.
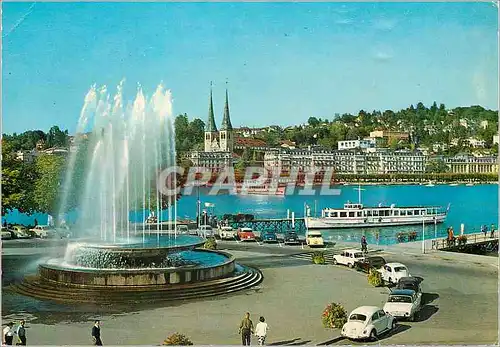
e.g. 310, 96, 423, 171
58, 81, 176, 244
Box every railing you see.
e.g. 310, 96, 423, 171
431, 231, 499, 250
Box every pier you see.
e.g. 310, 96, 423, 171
228, 217, 306, 233
431, 231, 498, 252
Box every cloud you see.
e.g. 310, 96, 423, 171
372, 17, 398, 31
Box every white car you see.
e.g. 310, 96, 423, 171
306, 231, 324, 247
218, 226, 236, 240
378, 263, 410, 284
176, 225, 189, 234
29, 225, 57, 238
198, 225, 215, 238
383, 289, 422, 321
333, 249, 366, 268
341, 306, 396, 341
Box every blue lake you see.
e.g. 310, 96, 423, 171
4, 184, 498, 245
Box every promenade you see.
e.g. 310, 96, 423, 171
2, 237, 497, 345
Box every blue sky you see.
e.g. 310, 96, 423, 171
2, 2, 498, 134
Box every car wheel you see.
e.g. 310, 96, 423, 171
369, 329, 377, 341
348, 262, 354, 268
333, 259, 338, 265
391, 320, 397, 330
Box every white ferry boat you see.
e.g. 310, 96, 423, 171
305, 186, 449, 229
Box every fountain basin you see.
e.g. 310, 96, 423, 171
40, 249, 235, 287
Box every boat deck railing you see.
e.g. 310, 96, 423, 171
431, 231, 498, 250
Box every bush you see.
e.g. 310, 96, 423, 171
203, 238, 217, 250
312, 251, 326, 265
321, 302, 348, 329
163, 333, 193, 346
367, 269, 383, 287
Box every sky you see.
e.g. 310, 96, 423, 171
2, 2, 498, 134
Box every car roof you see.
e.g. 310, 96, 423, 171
344, 249, 364, 253
386, 262, 406, 267
240, 228, 253, 231
390, 289, 416, 296
350, 306, 381, 315
398, 276, 421, 284
221, 226, 233, 230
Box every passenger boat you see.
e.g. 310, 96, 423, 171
236, 183, 286, 196
305, 185, 449, 230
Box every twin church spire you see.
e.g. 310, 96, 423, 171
204, 82, 234, 152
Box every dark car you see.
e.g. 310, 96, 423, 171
396, 276, 423, 294
355, 256, 387, 273
284, 231, 300, 245
261, 231, 278, 243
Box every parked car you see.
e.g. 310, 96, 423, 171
378, 263, 411, 284
9, 225, 32, 239
306, 230, 324, 247
383, 289, 422, 321
197, 225, 215, 238
341, 306, 396, 341
284, 231, 301, 245
218, 226, 236, 240
333, 249, 366, 268
1, 229, 12, 240
261, 231, 278, 243
176, 225, 189, 234
237, 227, 256, 242
29, 225, 57, 238
356, 256, 387, 273
396, 277, 423, 294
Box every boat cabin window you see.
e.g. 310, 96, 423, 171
372, 210, 379, 217
357, 212, 362, 217
394, 210, 399, 216
349, 212, 355, 217
421, 209, 426, 215
407, 210, 413, 216
340, 212, 347, 218
367, 211, 372, 217
400, 210, 406, 216
330, 211, 338, 218
414, 210, 420, 215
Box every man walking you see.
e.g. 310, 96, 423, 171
361, 235, 368, 254
238, 312, 254, 346
91, 321, 103, 346
16, 320, 26, 346
3, 322, 14, 345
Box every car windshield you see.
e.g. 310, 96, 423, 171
394, 267, 407, 272
369, 258, 386, 267
309, 235, 322, 238
388, 295, 412, 303
354, 253, 364, 258
349, 314, 367, 321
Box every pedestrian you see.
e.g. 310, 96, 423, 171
361, 235, 367, 254
238, 312, 254, 346
15, 320, 26, 346
490, 224, 495, 239
481, 225, 487, 237
254, 316, 268, 346
3, 322, 14, 346
91, 320, 103, 346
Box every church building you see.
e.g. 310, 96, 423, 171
190, 86, 234, 172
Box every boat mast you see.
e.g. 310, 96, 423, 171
354, 184, 365, 205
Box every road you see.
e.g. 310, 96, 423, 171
1, 239, 497, 345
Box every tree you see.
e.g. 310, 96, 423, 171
46, 126, 69, 148
308, 117, 320, 127
33, 154, 66, 215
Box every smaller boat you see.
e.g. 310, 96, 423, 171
465, 182, 474, 187
424, 181, 435, 187
449, 183, 459, 187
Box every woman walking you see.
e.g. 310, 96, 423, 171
254, 316, 269, 346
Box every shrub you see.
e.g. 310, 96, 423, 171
163, 333, 193, 346
203, 238, 217, 250
321, 302, 348, 329
312, 251, 326, 265
367, 269, 383, 287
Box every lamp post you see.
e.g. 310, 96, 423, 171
422, 217, 425, 254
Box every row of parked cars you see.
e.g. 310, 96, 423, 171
331, 249, 425, 341
1, 225, 69, 240
178, 224, 307, 245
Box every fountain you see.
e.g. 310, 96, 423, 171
12, 82, 262, 304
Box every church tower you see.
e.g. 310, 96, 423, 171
204, 85, 219, 152
219, 87, 234, 152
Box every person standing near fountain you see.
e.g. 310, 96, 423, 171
15, 320, 26, 346
91, 321, 103, 346
238, 312, 254, 346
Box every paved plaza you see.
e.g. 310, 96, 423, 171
2, 240, 498, 345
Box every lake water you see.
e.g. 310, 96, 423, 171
4, 184, 498, 245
